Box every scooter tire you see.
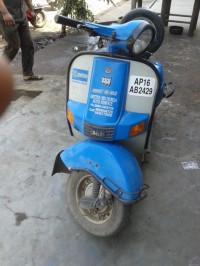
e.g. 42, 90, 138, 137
30, 10, 46, 28
66, 170, 131, 237
120, 8, 165, 54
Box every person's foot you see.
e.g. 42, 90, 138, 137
23, 75, 43, 81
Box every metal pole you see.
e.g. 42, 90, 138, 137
131, 0, 137, 9
188, 0, 200, 36
138, 0, 142, 7
131, 0, 143, 9
161, 0, 172, 27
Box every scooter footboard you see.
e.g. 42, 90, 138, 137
52, 140, 144, 203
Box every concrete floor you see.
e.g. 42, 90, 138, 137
0, 0, 200, 265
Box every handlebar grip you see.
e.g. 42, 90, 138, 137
54, 15, 84, 28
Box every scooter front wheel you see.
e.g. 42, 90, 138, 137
66, 170, 131, 237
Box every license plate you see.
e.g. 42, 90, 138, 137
128, 75, 156, 97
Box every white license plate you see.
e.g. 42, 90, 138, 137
128, 75, 156, 97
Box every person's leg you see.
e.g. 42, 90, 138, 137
18, 19, 34, 77
0, 23, 20, 61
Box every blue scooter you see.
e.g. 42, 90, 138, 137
52, 9, 174, 237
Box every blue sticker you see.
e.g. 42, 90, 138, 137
72, 68, 88, 83
85, 57, 130, 124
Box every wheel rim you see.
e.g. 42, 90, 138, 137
76, 173, 113, 224
36, 14, 43, 24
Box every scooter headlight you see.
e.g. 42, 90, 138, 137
132, 28, 154, 54
126, 22, 155, 56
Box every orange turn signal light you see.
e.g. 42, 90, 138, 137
67, 108, 74, 124
129, 121, 145, 137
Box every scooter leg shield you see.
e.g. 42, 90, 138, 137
52, 140, 144, 203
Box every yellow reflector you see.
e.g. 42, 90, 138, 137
129, 122, 145, 137
67, 108, 74, 124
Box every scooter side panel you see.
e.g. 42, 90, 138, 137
126, 60, 159, 114
59, 140, 144, 203
68, 54, 95, 104
121, 60, 160, 152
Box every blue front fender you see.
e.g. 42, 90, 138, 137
53, 140, 143, 203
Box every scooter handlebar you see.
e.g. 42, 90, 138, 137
54, 14, 84, 28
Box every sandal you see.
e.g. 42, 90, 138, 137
24, 75, 43, 81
